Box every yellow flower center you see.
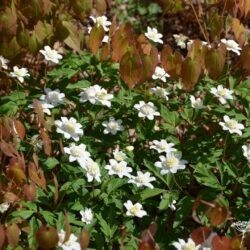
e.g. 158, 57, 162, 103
70, 147, 81, 157
65, 122, 75, 133
114, 164, 123, 173
165, 157, 178, 168
225, 120, 237, 129
141, 105, 154, 115
184, 243, 196, 250
130, 206, 139, 215
218, 89, 227, 97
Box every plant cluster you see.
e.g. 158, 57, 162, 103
0, 0, 250, 249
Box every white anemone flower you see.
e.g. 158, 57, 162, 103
40, 88, 65, 107
55, 117, 83, 141
150, 86, 170, 100
0, 55, 9, 70
190, 95, 204, 109
242, 144, 250, 162
134, 101, 160, 120
155, 152, 188, 174
173, 34, 188, 49
210, 85, 233, 104
58, 230, 81, 250
82, 158, 101, 182
105, 159, 132, 178
220, 38, 241, 55
102, 117, 124, 135
63, 143, 90, 166
145, 27, 163, 44
152, 66, 169, 82
95, 88, 113, 107
40, 45, 63, 64
10, 66, 30, 83
172, 238, 200, 250
90, 16, 111, 31
0, 202, 10, 213
79, 85, 101, 104
124, 200, 147, 218
128, 171, 156, 189
80, 208, 93, 224
150, 139, 176, 154
219, 115, 244, 136
169, 200, 177, 211
113, 148, 127, 162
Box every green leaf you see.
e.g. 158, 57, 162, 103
106, 178, 127, 194
193, 163, 222, 190
11, 210, 34, 219
43, 157, 59, 170
140, 188, 165, 201
66, 80, 91, 89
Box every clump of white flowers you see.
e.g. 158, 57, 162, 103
40, 88, 65, 107
82, 158, 101, 182
90, 16, 111, 31
0, 55, 9, 70
150, 86, 170, 100
145, 27, 163, 44
105, 159, 132, 178
113, 148, 127, 162
173, 34, 188, 49
58, 230, 81, 250
172, 238, 200, 250
150, 139, 176, 154
128, 171, 156, 189
124, 200, 147, 218
190, 95, 204, 109
219, 115, 244, 136
242, 144, 250, 162
0, 202, 10, 213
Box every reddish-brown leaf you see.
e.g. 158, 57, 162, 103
23, 183, 37, 201
0, 141, 17, 157
0, 225, 5, 249
33, 99, 45, 128
63, 212, 71, 243
243, 232, 250, 250
7, 165, 26, 187
40, 129, 51, 156
28, 162, 46, 190
100, 44, 110, 61
239, 44, 250, 73
6, 223, 19, 247
120, 51, 143, 88
138, 241, 156, 250
232, 18, 246, 47
191, 227, 212, 245
205, 48, 226, 79
161, 45, 183, 79
95, 0, 107, 15
230, 236, 243, 250
209, 203, 228, 226
79, 229, 90, 250
13, 119, 25, 140
181, 57, 201, 91
212, 235, 231, 250
89, 24, 105, 54
4, 192, 19, 203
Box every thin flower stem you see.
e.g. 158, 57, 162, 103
223, 132, 229, 158
187, 0, 210, 44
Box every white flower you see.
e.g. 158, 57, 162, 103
173, 34, 188, 49
80, 208, 93, 224
134, 101, 160, 120
126, 146, 134, 152
150, 139, 176, 154
0, 55, 9, 70
0, 202, 10, 213
190, 95, 204, 109
220, 38, 241, 55
152, 66, 169, 82
102, 117, 124, 135
10, 66, 30, 83
150, 87, 170, 100
55, 117, 83, 141
128, 171, 156, 189
90, 16, 111, 32
231, 221, 250, 233
79, 85, 100, 104
219, 115, 244, 136
169, 200, 177, 211
95, 88, 113, 107
82, 158, 101, 182
105, 159, 132, 178
210, 85, 233, 104
145, 27, 163, 44
58, 230, 81, 250
113, 148, 127, 162
242, 144, 250, 162
40, 45, 63, 64
40, 88, 65, 107
64, 143, 90, 166
155, 152, 188, 174
124, 200, 147, 218
28, 101, 54, 115
172, 238, 200, 250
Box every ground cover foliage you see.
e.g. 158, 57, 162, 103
0, 0, 250, 249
